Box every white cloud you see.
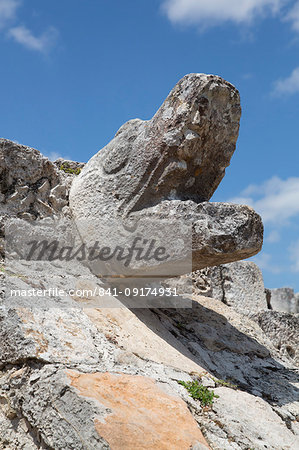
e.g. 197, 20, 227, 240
161, 0, 284, 28
251, 252, 282, 273
0, 0, 58, 53
284, 0, 299, 31
231, 176, 299, 282
272, 67, 299, 96
229, 176, 299, 224
0, 0, 19, 28
46, 151, 63, 162
44, 151, 71, 162
8, 25, 58, 53
266, 230, 281, 243
289, 239, 299, 272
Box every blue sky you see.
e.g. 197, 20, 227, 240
1, 0, 299, 291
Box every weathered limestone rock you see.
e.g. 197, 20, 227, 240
202, 387, 298, 450
1, 260, 299, 448
0, 407, 44, 450
195, 261, 268, 315
68, 371, 210, 450
148, 296, 299, 443
270, 287, 299, 313
1, 259, 202, 374
70, 74, 263, 273
53, 158, 85, 174
140, 200, 263, 271
0, 366, 209, 450
71, 74, 242, 214
0, 140, 84, 260
252, 310, 299, 366
88, 293, 299, 415
189, 263, 299, 367
0, 139, 72, 221
189, 264, 299, 366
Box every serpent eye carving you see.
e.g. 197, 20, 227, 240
103, 147, 130, 174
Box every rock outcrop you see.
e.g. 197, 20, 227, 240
0, 139, 75, 221
270, 287, 299, 314
193, 261, 268, 315
70, 74, 263, 273
0, 139, 84, 260
202, 387, 298, 449
53, 158, 85, 175
192, 264, 299, 316
252, 310, 299, 365
191, 261, 299, 368
1, 262, 298, 449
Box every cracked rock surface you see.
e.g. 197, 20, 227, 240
0, 139, 74, 221
194, 261, 268, 315
270, 287, 299, 314
191, 261, 299, 368
252, 310, 299, 366
0, 139, 84, 260
1, 261, 298, 449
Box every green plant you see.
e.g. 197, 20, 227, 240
60, 163, 81, 176
178, 380, 219, 406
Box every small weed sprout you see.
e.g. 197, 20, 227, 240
212, 377, 238, 389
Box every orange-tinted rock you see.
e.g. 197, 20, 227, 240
67, 370, 209, 450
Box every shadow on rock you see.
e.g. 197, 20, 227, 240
129, 295, 299, 408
